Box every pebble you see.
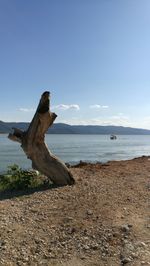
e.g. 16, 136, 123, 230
147, 224, 150, 229
141, 262, 150, 265
86, 209, 93, 215
0, 240, 6, 248
140, 242, 147, 247
121, 224, 131, 233
83, 244, 90, 250
125, 243, 134, 251
136, 241, 147, 248
90, 243, 99, 250
121, 256, 131, 264
123, 239, 128, 244
131, 252, 138, 259
80, 255, 87, 260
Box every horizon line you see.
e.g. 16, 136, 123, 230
1, 120, 150, 131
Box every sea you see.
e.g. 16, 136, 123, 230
0, 134, 150, 173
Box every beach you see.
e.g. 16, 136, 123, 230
0, 156, 150, 266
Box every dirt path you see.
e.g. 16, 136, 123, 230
0, 156, 150, 266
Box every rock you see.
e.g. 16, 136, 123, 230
121, 256, 131, 264
0, 240, 6, 247
80, 255, 87, 260
147, 224, 150, 229
86, 210, 93, 216
125, 242, 134, 251
127, 224, 133, 228
23, 257, 29, 262
121, 224, 130, 233
90, 243, 99, 250
63, 217, 73, 223
83, 244, 90, 250
122, 239, 128, 244
136, 241, 147, 248
140, 242, 146, 247
131, 252, 138, 259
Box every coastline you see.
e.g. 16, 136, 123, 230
69, 154, 150, 167
0, 156, 150, 265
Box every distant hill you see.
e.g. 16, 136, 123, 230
1, 120, 150, 135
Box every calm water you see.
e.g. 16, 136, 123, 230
0, 134, 150, 173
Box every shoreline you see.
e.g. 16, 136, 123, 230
1, 154, 150, 173
68, 154, 150, 167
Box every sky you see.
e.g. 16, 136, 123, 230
1, 0, 150, 129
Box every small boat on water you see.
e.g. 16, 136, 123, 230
110, 134, 117, 140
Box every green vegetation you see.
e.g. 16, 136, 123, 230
0, 164, 48, 192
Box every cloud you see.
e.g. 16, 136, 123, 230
52, 104, 80, 111
19, 108, 35, 112
102, 105, 109, 109
89, 104, 109, 109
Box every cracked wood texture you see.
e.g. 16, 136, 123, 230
8, 91, 75, 186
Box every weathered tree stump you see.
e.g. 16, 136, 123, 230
8, 91, 75, 186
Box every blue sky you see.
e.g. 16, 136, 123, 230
1, 0, 150, 129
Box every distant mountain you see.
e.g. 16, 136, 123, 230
1, 120, 150, 135
0, 121, 29, 133
0, 121, 11, 133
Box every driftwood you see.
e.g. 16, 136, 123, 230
8, 91, 75, 186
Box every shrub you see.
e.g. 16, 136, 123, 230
0, 164, 45, 191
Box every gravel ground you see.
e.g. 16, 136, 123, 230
0, 156, 150, 266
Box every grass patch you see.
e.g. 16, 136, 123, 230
0, 164, 48, 192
